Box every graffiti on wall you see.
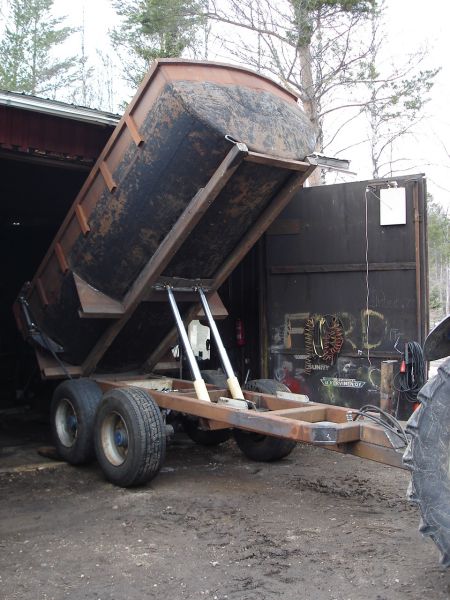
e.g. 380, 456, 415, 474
269, 309, 395, 407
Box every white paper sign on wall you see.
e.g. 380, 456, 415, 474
379, 187, 406, 226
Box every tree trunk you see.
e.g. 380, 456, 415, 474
299, 43, 321, 185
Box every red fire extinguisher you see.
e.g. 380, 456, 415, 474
236, 318, 245, 347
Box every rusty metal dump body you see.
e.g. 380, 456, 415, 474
17, 60, 316, 376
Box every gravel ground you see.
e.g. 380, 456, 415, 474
1, 436, 450, 600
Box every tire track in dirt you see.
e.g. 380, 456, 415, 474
286, 472, 413, 511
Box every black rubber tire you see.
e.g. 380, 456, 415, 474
234, 379, 297, 462
245, 379, 291, 397
182, 369, 231, 446
404, 358, 450, 566
183, 418, 231, 446
95, 387, 166, 487
200, 370, 228, 388
51, 378, 102, 465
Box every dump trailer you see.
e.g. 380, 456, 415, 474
12, 59, 449, 564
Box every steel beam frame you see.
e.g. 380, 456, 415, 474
94, 376, 406, 469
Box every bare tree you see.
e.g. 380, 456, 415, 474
95, 50, 119, 113
68, 9, 96, 107
206, 1, 376, 154
362, 2, 439, 178
206, 1, 439, 185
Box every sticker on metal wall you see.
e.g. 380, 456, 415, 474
320, 377, 366, 389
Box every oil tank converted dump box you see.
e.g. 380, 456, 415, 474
14, 59, 317, 377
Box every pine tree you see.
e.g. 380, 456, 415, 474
428, 198, 450, 320
111, 0, 205, 87
0, 0, 76, 96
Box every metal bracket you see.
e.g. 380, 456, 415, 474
217, 397, 249, 410
310, 422, 345, 445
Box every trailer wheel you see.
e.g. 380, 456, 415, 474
404, 358, 450, 566
200, 370, 228, 388
182, 370, 231, 446
234, 379, 297, 462
183, 417, 231, 446
94, 387, 166, 487
51, 378, 102, 465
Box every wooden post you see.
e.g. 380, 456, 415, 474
380, 360, 397, 413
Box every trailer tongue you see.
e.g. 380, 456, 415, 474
14, 59, 406, 491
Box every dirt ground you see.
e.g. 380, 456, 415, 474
1, 433, 450, 600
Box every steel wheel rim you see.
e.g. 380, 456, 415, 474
55, 398, 78, 447
101, 412, 129, 466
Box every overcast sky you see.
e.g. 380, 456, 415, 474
380, 0, 450, 207
50, 0, 450, 209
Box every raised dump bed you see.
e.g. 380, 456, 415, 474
14, 59, 317, 378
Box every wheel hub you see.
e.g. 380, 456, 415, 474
68, 415, 77, 432
55, 398, 78, 447
114, 429, 128, 447
101, 412, 129, 466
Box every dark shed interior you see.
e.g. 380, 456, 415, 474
0, 96, 261, 410
0, 97, 116, 408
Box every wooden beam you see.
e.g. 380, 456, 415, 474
81, 143, 249, 375
142, 288, 228, 320
380, 360, 397, 413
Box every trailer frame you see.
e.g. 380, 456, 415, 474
90, 373, 406, 470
